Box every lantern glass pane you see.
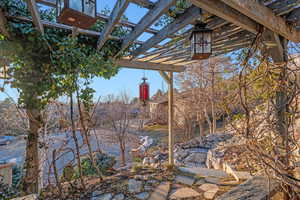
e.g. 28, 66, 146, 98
83, 0, 96, 17
203, 32, 211, 53
196, 33, 204, 54
191, 34, 195, 56
57, 0, 64, 16
70, 0, 83, 12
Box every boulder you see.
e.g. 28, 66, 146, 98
216, 176, 279, 200
184, 152, 207, 164
112, 193, 125, 200
135, 192, 149, 200
128, 179, 143, 193
92, 193, 113, 200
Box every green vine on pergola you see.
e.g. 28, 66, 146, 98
0, 0, 131, 110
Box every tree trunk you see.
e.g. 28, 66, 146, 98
204, 106, 213, 134
211, 64, 217, 134
120, 142, 126, 167
70, 93, 85, 189
273, 38, 292, 200
23, 108, 42, 194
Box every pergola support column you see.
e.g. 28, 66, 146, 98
168, 72, 174, 165
159, 70, 174, 165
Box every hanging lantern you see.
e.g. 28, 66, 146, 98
139, 77, 149, 106
56, 0, 97, 29
190, 22, 213, 60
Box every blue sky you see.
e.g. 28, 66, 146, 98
0, 0, 171, 101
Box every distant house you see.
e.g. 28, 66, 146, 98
149, 90, 194, 125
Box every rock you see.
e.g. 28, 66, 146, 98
92, 193, 113, 200
175, 150, 189, 161
128, 179, 143, 193
175, 175, 195, 186
148, 182, 170, 200
204, 190, 218, 199
147, 179, 159, 185
11, 194, 38, 200
199, 183, 219, 192
91, 190, 102, 199
142, 157, 149, 165
184, 162, 206, 168
179, 167, 229, 179
184, 152, 207, 164
195, 179, 206, 185
169, 187, 201, 199
112, 193, 125, 200
135, 192, 149, 200
216, 176, 279, 200
205, 177, 221, 184
149, 157, 155, 164
134, 174, 150, 180
233, 171, 252, 180
144, 185, 154, 191
206, 150, 223, 169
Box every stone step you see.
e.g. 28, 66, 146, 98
179, 167, 229, 179
216, 176, 279, 200
174, 175, 195, 186
169, 187, 201, 200
148, 182, 170, 200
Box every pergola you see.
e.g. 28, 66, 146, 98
0, 0, 300, 165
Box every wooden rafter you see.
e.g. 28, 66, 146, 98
188, 0, 260, 34
26, 0, 44, 34
220, 0, 300, 42
116, 58, 185, 72
97, 0, 129, 49
117, 0, 176, 56
131, 6, 201, 58
6, 15, 164, 49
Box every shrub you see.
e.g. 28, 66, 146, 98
71, 152, 116, 179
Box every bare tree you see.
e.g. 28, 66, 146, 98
105, 92, 132, 167
176, 56, 234, 135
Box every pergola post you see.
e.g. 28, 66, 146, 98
159, 70, 174, 165
168, 72, 174, 165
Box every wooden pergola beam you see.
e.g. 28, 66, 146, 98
117, 0, 176, 55
188, 0, 260, 34
220, 0, 300, 42
116, 58, 185, 72
6, 15, 163, 48
97, 0, 129, 49
131, 6, 200, 58
159, 71, 171, 84
0, 10, 10, 38
26, 0, 44, 34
